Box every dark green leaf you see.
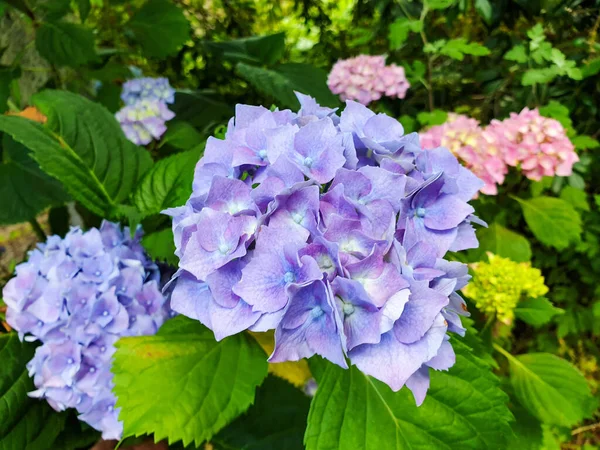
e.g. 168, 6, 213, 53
0, 333, 67, 449
170, 91, 232, 129
305, 340, 513, 449
141, 228, 178, 266
112, 317, 269, 447
236, 62, 340, 109
35, 21, 96, 67
204, 33, 286, 66
504, 352, 595, 427
127, 0, 190, 58
159, 121, 204, 150
0, 135, 68, 225
581, 57, 600, 78
0, 90, 152, 217
508, 404, 543, 450
76, 0, 90, 22
515, 196, 581, 250
213, 376, 310, 450
514, 297, 564, 327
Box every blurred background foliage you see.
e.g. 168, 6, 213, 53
1, 0, 600, 448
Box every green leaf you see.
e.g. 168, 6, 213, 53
236, 62, 339, 109
204, 33, 286, 66
141, 228, 178, 266
475, 0, 492, 24
425, 0, 456, 9
10, 90, 151, 217
581, 57, 600, 78
504, 45, 528, 63
159, 121, 204, 150
112, 317, 269, 447
572, 135, 599, 150
35, 21, 96, 67
388, 18, 423, 50
515, 196, 581, 250
560, 186, 589, 212
132, 148, 198, 217
0, 333, 68, 449
514, 297, 564, 327
0, 68, 18, 113
76, 0, 90, 22
0, 135, 69, 225
439, 38, 490, 61
502, 351, 595, 427
127, 0, 190, 58
305, 340, 513, 450
213, 376, 310, 450
471, 223, 532, 262
417, 109, 448, 127
171, 91, 232, 129
508, 404, 544, 450
522, 68, 558, 86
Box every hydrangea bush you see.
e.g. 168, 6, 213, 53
116, 77, 176, 146
327, 55, 410, 105
2, 222, 171, 439
166, 93, 484, 402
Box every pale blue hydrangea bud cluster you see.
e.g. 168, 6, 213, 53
2, 222, 171, 439
166, 93, 484, 404
116, 77, 176, 146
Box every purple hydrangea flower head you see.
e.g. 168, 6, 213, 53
116, 99, 175, 146
167, 91, 483, 404
116, 77, 176, 145
121, 77, 175, 105
3, 222, 171, 439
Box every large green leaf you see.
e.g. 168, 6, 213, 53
0, 90, 152, 217
112, 317, 269, 447
141, 228, 178, 266
159, 121, 204, 151
305, 340, 513, 449
35, 21, 96, 67
0, 135, 68, 225
205, 33, 286, 66
212, 376, 310, 450
0, 333, 67, 449
170, 91, 232, 129
515, 196, 581, 250
127, 0, 190, 58
501, 351, 595, 427
514, 297, 564, 327
471, 223, 532, 262
508, 404, 543, 450
236, 63, 340, 109
132, 148, 198, 217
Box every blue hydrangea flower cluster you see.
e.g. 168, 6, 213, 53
116, 77, 176, 146
166, 93, 484, 404
2, 222, 171, 439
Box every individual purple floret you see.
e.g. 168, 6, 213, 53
166, 93, 484, 405
116, 77, 176, 145
2, 222, 171, 440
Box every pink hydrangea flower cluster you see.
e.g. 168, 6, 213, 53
420, 108, 579, 194
488, 108, 579, 181
420, 114, 507, 195
327, 55, 410, 105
